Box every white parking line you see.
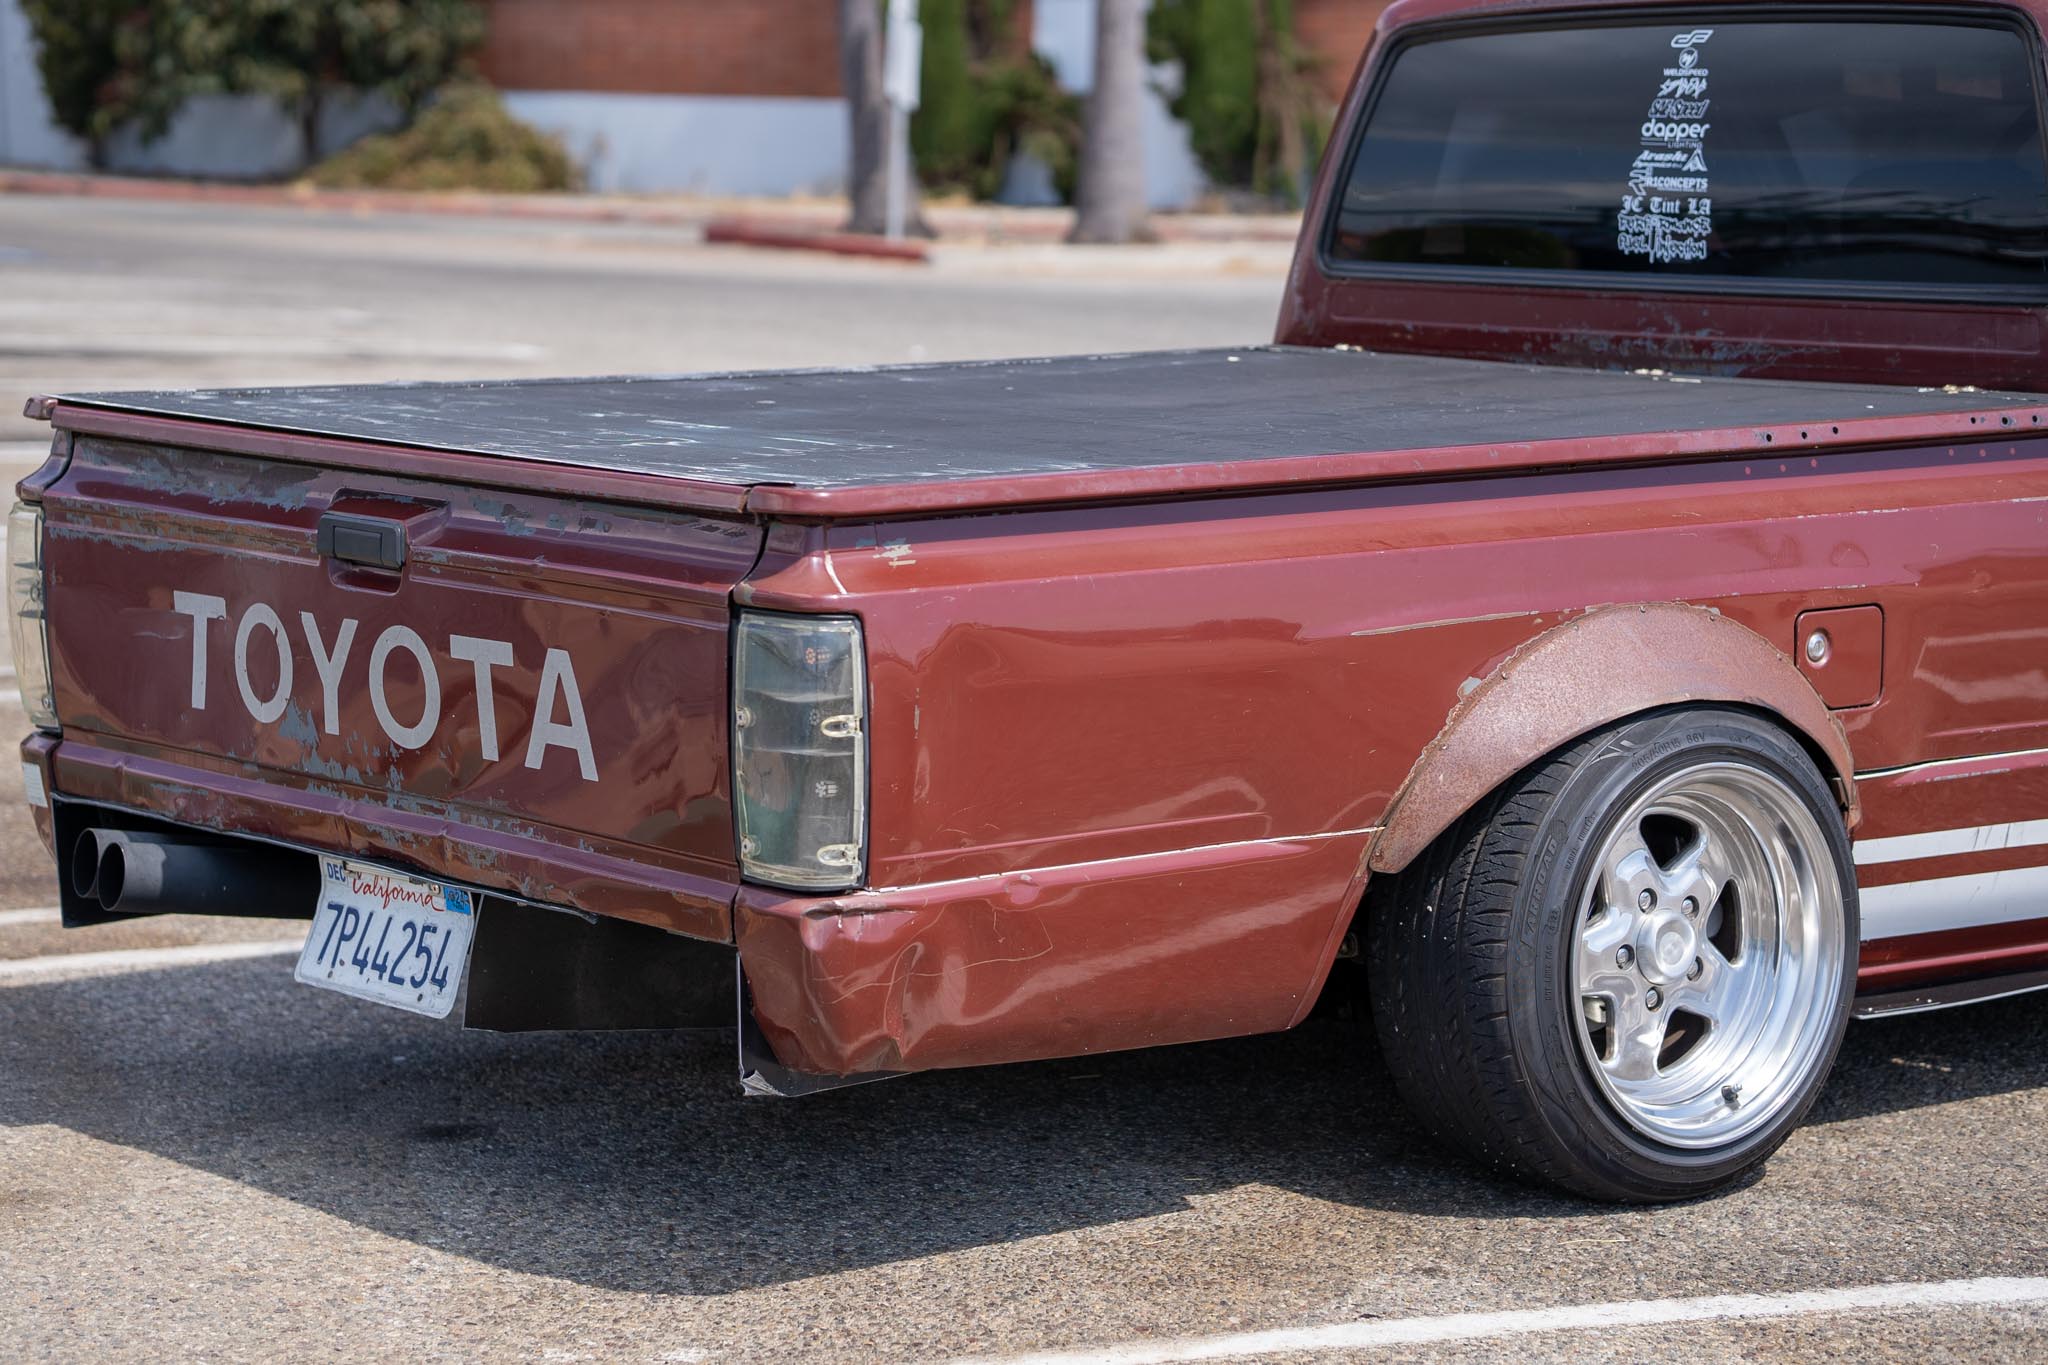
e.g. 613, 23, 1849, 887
954, 1276, 2048, 1365
0, 907, 61, 927
0, 688, 20, 707
0, 938, 304, 983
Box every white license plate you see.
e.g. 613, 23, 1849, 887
294, 857, 475, 1018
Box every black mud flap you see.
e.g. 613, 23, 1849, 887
464, 897, 733, 1032
461, 895, 902, 1097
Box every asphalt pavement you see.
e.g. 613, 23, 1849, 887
0, 194, 1287, 442
0, 192, 2043, 1364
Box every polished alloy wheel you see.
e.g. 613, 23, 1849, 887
1571, 761, 1847, 1148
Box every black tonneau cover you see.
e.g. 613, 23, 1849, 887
57, 347, 2043, 490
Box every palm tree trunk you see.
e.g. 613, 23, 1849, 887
1069, 0, 1153, 243
299, 91, 324, 172
840, 0, 925, 235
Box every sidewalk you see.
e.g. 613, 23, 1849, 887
0, 168, 1301, 255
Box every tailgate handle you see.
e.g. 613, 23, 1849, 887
317, 513, 408, 572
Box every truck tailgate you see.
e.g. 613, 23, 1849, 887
37, 433, 763, 940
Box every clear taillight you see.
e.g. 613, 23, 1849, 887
6, 503, 57, 731
732, 611, 866, 890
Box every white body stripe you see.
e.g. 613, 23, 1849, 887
1854, 818, 2048, 866
1860, 864, 2048, 941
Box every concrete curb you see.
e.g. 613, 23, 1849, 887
702, 219, 929, 263
0, 169, 712, 227
0, 168, 1303, 247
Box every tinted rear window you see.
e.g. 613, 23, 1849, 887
1328, 18, 2048, 289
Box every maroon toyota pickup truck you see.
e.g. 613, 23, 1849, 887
14, 0, 2048, 1201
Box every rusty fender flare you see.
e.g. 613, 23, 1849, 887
1367, 603, 1859, 875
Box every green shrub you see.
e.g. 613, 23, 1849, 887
229, 0, 484, 157
1150, 0, 1328, 203
307, 83, 579, 192
21, 1, 484, 171
911, 0, 1080, 201
977, 55, 1083, 202
911, 0, 980, 185
1150, 0, 1258, 188
22, 1, 237, 165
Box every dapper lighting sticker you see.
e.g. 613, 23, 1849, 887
1617, 29, 1715, 264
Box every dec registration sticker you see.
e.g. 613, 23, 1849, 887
295, 857, 475, 1019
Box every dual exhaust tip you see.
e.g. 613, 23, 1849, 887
70, 828, 167, 915
69, 828, 314, 919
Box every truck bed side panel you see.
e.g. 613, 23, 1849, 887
824, 438, 2048, 883
737, 434, 2048, 1071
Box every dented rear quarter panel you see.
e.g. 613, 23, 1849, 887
735, 429, 2048, 1072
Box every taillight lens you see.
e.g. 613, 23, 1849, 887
732, 611, 866, 890
6, 503, 57, 732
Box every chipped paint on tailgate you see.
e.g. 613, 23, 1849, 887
36, 436, 763, 940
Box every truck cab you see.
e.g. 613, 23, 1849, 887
1282, 0, 2048, 392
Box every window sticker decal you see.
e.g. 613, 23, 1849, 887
1617, 29, 1714, 263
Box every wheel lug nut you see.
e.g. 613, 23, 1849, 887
1638, 889, 1655, 910
1688, 958, 1704, 981
1645, 987, 1663, 1010
1683, 897, 1699, 916
1616, 945, 1635, 969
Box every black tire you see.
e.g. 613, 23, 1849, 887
1366, 706, 1858, 1202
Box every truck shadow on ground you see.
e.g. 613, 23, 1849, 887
2, 960, 2042, 1295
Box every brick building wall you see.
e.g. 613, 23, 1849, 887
467, 0, 1387, 199
478, 1, 1381, 105
478, 0, 1034, 100
1295, 0, 1392, 103
478, 0, 846, 98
